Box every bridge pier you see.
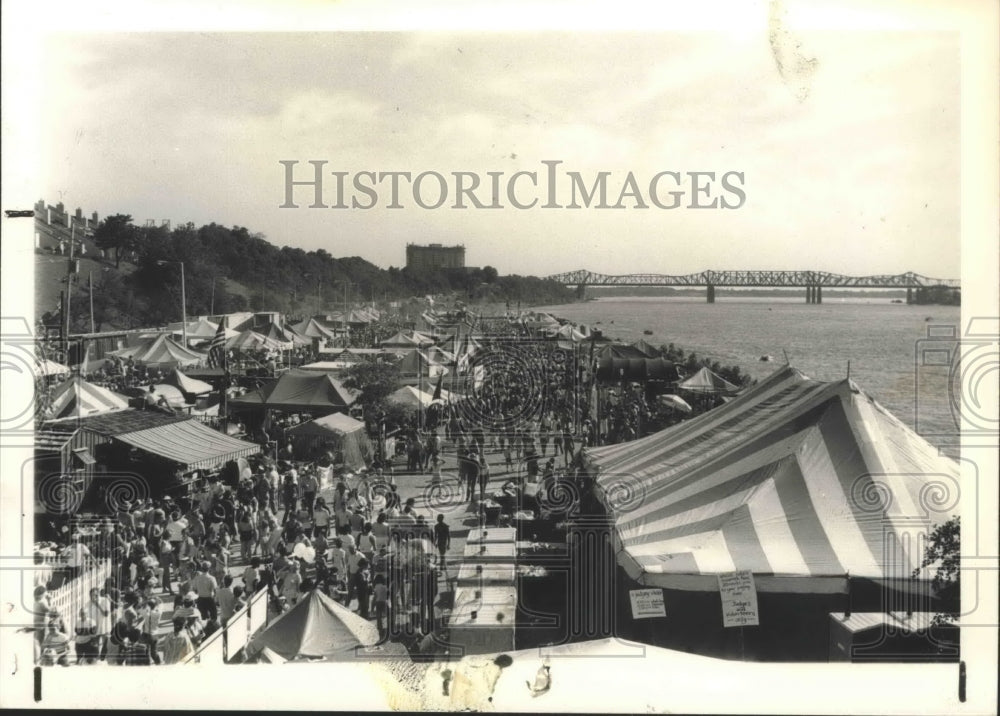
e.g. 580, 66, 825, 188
906, 287, 913, 304
806, 286, 813, 303
816, 286, 822, 304
706, 284, 715, 303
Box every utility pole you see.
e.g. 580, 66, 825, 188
63, 219, 77, 361
89, 271, 95, 333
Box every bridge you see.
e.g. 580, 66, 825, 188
545, 269, 961, 303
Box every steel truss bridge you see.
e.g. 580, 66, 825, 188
546, 269, 960, 289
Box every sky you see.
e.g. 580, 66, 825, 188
35, 29, 960, 278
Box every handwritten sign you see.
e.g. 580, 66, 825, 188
629, 588, 666, 619
717, 571, 759, 627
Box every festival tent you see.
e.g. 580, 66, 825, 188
45, 375, 129, 420
288, 412, 371, 469
380, 330, 435, 349
225, 329, 289, 352
677, 366, 740, 395
166, 368, 214, 397
595, 356, 681, 383
630, 338, 662, 358
291, 317, 338, 341
545, 323, 587, 343
167, 317, 234, 341
245, 589, 404, 661
38, 358, 71, 378
151, 384, 188, 408
260, 322, 308, 347
596, 343, 653, 360
228, 368, 358, 412
107, 334, 205, 368
387, 385, 457, 409
397, 349, 449, 377
584, 366, 960, 594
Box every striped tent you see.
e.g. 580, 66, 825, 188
46, 376, 129, 420
584, 366, 959, 594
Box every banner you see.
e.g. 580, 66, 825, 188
628, 588, 666, 619
717, 570, 760, 627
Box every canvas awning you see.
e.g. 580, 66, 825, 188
585, 366, 960, 593
113, 418, 260, 470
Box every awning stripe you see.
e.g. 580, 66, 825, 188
115, 419, 260, 471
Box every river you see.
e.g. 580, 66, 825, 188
534, 296, 962, 454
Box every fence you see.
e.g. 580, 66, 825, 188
46, 559, 111, 635
184, 587, 270, 664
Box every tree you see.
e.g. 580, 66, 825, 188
93, 214, 138, 269
482, 265, 499, 284
342, 360, 402, 410
912, 515, 960, 625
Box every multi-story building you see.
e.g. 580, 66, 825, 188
405, 243, 466, 271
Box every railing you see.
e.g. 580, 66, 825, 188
184, 587, 270, 664
46, 560, 112, 636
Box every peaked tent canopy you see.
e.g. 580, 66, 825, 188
584, 366, 960, 593
630, 339, 662, 358
46, 376, 129, 420
246, 589, 403, 661
260, 322, 308, 347
291, 317, 338, 341
108, 334, 205, 368
167, 317, 232, 340
287, 412, 370, 469
597, 344, 653, 360
229, 369, 358, 412
225, 330, 289, 352
380, 330, 435, 349
167, 368, 214, 396
595, 356, 681, 382
387, 385, 456, 409
38, 358, 71, 377
677, 366, 740, 395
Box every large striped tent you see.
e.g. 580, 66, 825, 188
584, 366, 958, 594
45, 376, 129, 420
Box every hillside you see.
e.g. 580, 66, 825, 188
36, 212, 574, 333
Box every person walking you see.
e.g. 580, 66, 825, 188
433, 514, 451, 570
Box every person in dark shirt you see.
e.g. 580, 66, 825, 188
433, 514, 450, 569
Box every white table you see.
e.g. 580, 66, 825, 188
463, 540, 516, 563
449, 585, 517, 655
466, 527, 516, 544
456, 562, 516, 587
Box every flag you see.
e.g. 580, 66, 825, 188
207, 317, 228, 369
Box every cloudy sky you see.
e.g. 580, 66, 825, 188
36, 30, 959, 278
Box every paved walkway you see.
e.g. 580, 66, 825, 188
150, 431, 550, 644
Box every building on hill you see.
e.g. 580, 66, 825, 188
405, 243, 465, 271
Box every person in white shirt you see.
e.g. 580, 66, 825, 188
65, 535, 92, 580
86, 587, 112, 661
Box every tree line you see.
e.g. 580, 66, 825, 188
52, 214, 574, 332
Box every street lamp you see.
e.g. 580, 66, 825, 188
157, 260, 187, 346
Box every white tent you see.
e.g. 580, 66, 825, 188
585, 366, 959, 594
45, 376, 129, 420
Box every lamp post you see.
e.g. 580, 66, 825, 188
157, 260, 187, 347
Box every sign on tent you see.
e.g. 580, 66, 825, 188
717, 571, 760, 627
628, 588, 666, 619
